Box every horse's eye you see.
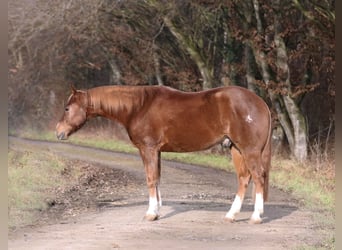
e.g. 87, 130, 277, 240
65, 107, 69, 112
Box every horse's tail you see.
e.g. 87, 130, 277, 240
261, 109, 272, 202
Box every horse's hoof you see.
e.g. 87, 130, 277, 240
224, 216, 235, 223
144, 214, 159, 221
249, 218, 262, 224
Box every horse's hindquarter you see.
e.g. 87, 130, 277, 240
215, 87, 271, 151
128, 86, 270, 153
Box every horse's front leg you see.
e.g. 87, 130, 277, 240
139, 147, 162, 221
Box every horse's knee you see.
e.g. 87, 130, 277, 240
239, 174, 251, 187
146, 178, 154, 188
146, 176, 159, 189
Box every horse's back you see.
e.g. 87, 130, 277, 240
147, 85, 271, 138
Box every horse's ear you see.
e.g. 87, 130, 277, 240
71, 85, 77, 94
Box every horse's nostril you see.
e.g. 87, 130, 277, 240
57, 132, 65, 140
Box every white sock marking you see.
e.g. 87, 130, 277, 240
146, 186, 162, 216
147, 196, 159, 216
251, 192, 264, 222
254, 192, 264, 214
225, 195, 242, 219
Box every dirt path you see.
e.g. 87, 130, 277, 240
8, 137, 324, 249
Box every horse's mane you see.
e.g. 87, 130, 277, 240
87, 85, 156, 116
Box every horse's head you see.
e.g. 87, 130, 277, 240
56, 87, 88, 140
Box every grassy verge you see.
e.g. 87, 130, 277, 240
271, 157, 335, 249
271, 158, 335, 213
8, 148, 81, 230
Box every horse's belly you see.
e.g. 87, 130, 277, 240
160, 132, 223, 152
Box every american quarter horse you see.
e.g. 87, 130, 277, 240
56, 85, 272, 224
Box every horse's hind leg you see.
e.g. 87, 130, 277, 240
225, 146, 251, 222
243, 151, 265, 224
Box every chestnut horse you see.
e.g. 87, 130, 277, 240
56, 85, 272, 224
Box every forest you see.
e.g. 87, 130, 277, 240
8, 0, 335, 163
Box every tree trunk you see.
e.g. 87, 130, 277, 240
274, 0, 308, 161
241, 2, 263, 95
101, 46, 122, 85
163, 16, 213, 89
153, 45, 163, 86
244, 41, 258, 92
250, 0, 308, 161
282, 95, 308, 161
108, 59, 122, 85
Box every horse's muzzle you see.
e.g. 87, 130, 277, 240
56, 131, 68, 140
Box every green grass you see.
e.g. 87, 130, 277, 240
162, 151, 234, 171
270, 158, 335, 213
8, 149, 80, 230
270, 159, 335, 250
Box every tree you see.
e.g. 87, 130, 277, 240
224, 0, 334, 161
8, 0, 334, 162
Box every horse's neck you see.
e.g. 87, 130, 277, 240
87, 86, 146, 126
